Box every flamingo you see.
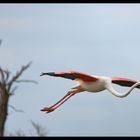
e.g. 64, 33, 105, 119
40, 71, 140, 113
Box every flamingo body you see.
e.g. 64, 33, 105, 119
75, 76, 109, 92
40, 71, 140, 113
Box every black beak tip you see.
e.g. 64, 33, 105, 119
40, 72, 55, 76
40, 72, 44, 76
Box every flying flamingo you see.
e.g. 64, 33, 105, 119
40, 71, 140, 113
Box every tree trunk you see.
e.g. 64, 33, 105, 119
0, 62, 32, 136
0, 87, 9, 137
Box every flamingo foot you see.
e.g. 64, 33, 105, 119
40, 107, 55, 113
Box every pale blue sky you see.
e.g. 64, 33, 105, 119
1, 4, 140, 136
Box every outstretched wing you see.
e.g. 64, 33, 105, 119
112, 77, 140, 89
40, 71, 98, 82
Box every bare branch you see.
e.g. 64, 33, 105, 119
9, 105, 24, 113
0, 67, 5, 84
0, 68, 11, 90
30, 120, 48, 136
13, 130, 25, 136
7, 62, 32, 91
7, 130, 26, 136
0, 68, 7, 92
9, 86, 18, 96
3, 70, 10, 83
6, 120, 48, 136
9, 92, 15, 96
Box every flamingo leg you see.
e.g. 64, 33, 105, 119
41, 87, 84, 113
47, 92, 75, 113
40, 91, 72, 112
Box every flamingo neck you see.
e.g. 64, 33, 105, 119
106, 82, 140, 98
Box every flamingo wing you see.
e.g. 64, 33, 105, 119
112, 77, 140, 89
40, 71, 98, 82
